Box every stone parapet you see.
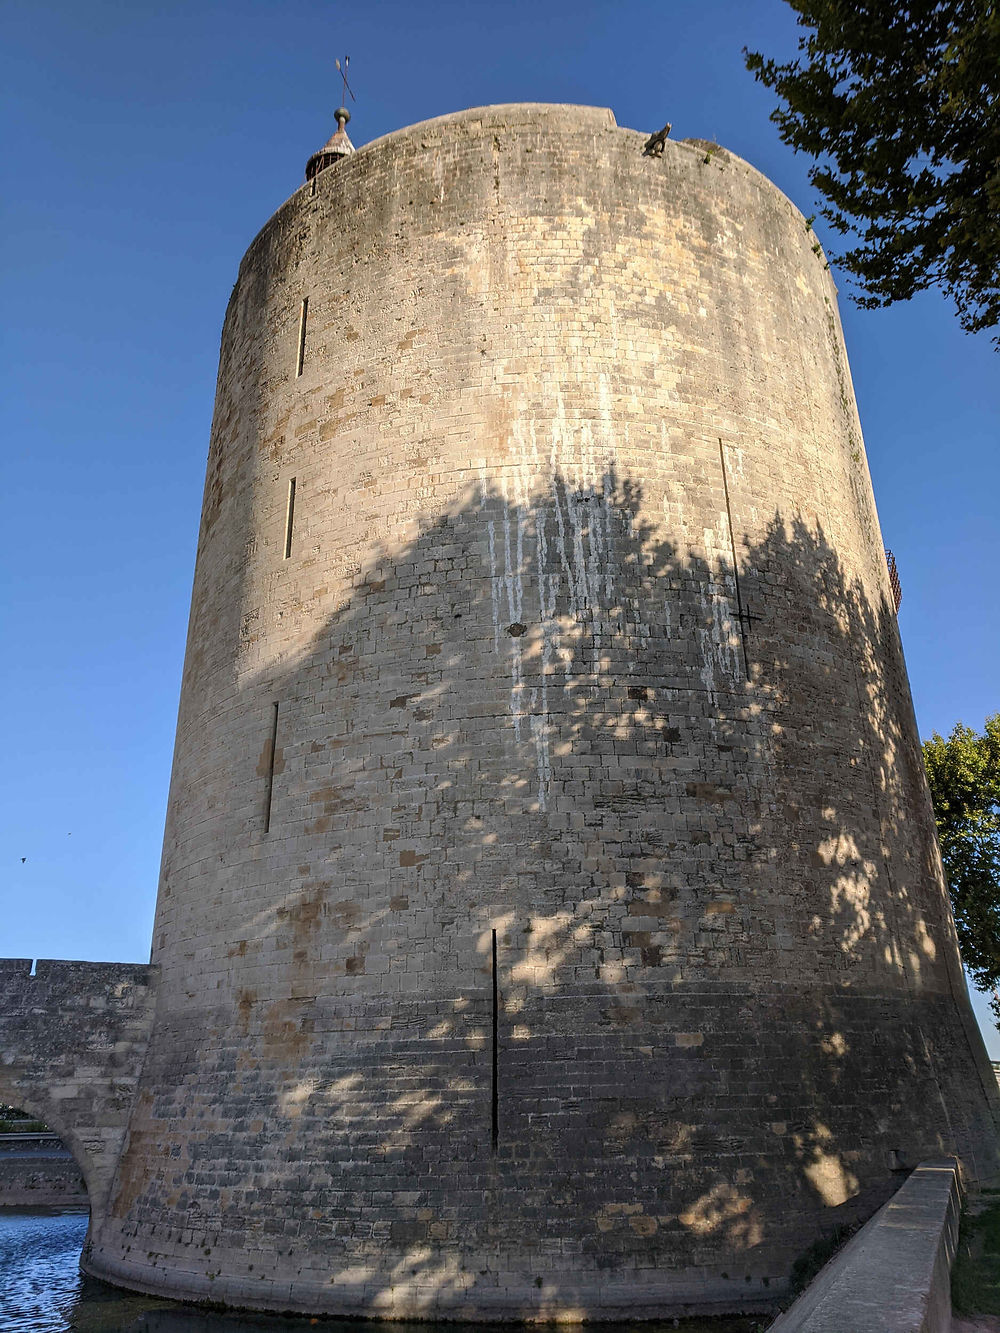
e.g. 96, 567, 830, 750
769, 1160, 961, 1332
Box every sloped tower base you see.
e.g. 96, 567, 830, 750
84, 105, 1000, 1319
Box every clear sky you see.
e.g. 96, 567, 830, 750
3, 1, 998, 1052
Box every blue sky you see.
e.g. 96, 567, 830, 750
3, 0, 998, 1051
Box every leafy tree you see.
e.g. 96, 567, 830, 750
922, 715, 1000, 1019
745, 2, 1000, 343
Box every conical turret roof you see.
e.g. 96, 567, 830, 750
305, 108, 355, 182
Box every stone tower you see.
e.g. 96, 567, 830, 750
82, 104, 1000, 1319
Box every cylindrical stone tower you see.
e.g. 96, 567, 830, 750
85, 104, 1000, 1319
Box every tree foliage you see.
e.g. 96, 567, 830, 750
922, 715, 1000, 1018
745, 2, 1000, 343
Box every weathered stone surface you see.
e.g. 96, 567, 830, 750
0, 1147, 87, 1207
768, 1159, 960, 1332
0, 959, 157, 1218
66, 102, 1000, 1317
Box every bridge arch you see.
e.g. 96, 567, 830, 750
0, 959, 157, 1219
0, 1097, 88, 1208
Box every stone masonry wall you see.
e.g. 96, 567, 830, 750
0, 1151, 88, 1207
0, 959, 157, 1223
85, 104, 1000, 1318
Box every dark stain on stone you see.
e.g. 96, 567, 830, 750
399, 850, 428, 868
236, 989, 256, 1033
686, 782, 734, 803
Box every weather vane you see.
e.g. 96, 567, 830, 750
335, 56, 356, 108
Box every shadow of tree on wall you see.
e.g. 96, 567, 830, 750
104, 465, 1000, 1317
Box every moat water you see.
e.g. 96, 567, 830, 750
0, 1209, 761, 1333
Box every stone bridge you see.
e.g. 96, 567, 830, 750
0, 958, 157, 1214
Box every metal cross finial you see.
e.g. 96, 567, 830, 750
335, 56, 356, 105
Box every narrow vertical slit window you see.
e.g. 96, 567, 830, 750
295, 297, 309, 377
719, 438, 752, 683
491, 928, 499, 1152
283, 478, 297, 560
262, 702, 280, 834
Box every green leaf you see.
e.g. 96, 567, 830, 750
744, 1, 1000, 344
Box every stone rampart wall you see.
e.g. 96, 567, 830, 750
0, 959, 157, 1218
0, 1151, 87, 1207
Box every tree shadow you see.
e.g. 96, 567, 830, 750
94, 465, 1000, 1318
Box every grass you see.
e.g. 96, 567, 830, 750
785, 1223, 857, 1303
953, 1186, 1000, 1316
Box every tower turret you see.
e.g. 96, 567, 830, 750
82, 102, 1000, 1322
305, 106, 354, 180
